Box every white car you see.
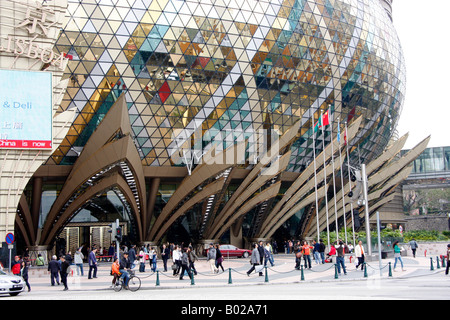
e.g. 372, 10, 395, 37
0, 269, 24, 296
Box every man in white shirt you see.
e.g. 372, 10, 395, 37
354, 240, 365, 271
172, 245, 181, 276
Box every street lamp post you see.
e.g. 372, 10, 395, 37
361, 164, 372, 256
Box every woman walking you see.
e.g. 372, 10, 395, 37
393, 241, 406, 271
215, 244, 225, 273
139, 246, 146, 272
21, 260, 31, 292
247, 243, 263, 276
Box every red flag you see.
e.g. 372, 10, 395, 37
344, 124, 348, 145
322, 111, 330, 126
314, 110, 331, 133
64, 53, 73, 60
347, 106, 356, 122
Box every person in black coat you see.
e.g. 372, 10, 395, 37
60, 255, 70, 291
161, 244, 170, 272
48, 255, 60, 286
21, 260, 31, 292
258, 241, 265, 265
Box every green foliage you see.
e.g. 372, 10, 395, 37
319, 231, 359, 245
403, 230, 450, 242
319, 229, 450, 245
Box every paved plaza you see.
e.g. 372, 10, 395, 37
3, 253, 448, 299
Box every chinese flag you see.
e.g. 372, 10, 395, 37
322, 111, 330, 126
64, 53, 73, 60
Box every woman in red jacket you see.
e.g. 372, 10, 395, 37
326, 244, 336, 263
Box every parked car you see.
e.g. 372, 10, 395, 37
0, 269, 24, 296
203, 245, 252, 258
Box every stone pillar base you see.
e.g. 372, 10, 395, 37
26, 245, 51, 266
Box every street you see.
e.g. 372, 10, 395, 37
3, 268, 449, 301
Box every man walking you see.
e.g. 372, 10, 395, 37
60, 255, 70, 291
188, 246, 198, 276
354, 240, 365, 270
336, 241, 347, 275
48, 255, 60, 286
88, 248, 98, 279
247, 243, 263, 276
179, 248, 192, 280
409, 238, 419, 258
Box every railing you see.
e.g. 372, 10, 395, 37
127, 255, 448, 287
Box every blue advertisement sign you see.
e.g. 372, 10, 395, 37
0, 69, 53, 149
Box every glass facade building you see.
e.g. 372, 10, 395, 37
51, 0, 405, 170
5, 0, 418, 253
404, 147, 450, 177
402, 146, 450, 216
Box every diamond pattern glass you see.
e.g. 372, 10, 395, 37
51, 0, 405, 171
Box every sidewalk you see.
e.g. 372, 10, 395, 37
20, 253, 447, 293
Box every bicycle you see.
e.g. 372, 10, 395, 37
113, 269, 141, 292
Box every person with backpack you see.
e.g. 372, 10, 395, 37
35, 254, 45, 266
409, 238, 419, 258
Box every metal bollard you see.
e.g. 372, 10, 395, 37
191, 272, 195, 286
436, 257, 441, 269
300, 265, 305, 281
388, 262, 392, 277
264, 266, 269, 283
228, 268, 232, 284
364, 263, 368, 278
156, 270, 160, 286
430, 257, 434, 271
334, 264, 339, 279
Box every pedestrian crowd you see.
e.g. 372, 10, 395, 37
5, 238, 450, 293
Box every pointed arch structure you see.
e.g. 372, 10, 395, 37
39, 94, 147, 245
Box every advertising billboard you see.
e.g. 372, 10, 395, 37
0, 69, 53, 149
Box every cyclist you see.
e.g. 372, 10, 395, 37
119, 251, 131, 287
111, 258, 121, 287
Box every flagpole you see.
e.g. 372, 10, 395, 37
311, 108, 320, 243
345, 122, 356, 248
337, 118, 348, 245
329, 107, 339, 242
321, 110, 330, 248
